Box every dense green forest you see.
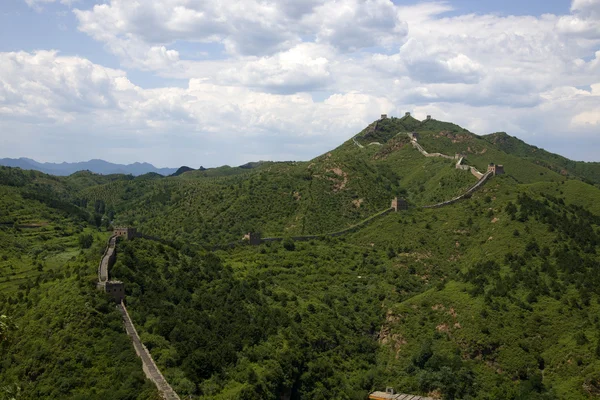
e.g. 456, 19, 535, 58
0, 169, 158, 399
2, 116, 600, 399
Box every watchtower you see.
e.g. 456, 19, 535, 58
245, 232, 262, 246
104, 281, 125, 302
404, 112, 411, 117
391, 197, 408, 211
487, 163, 505, 176
380, 114, 388, 119
426, 115, 431, 120
114, 227, 137, 240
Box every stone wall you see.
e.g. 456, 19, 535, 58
421, 171, 492, 209
254, 208, 395, 245
97, 236, 116, 283
470, 167, 484, 179
118, 302, 180, 400
226, 131, 499, 249
96, 231, 180, 399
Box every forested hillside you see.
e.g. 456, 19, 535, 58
1, 116, 600, 399
482, 132, 600, 185
0, 167, 158, 399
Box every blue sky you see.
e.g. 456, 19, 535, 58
0, 0, 599, 167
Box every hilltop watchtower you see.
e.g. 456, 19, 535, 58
426, 115, 432, 120
487, 163, 505, 176
391, 197, 408, 211
380, 114, 388, 119
404, 112, 411, 117
114, 227, 137, 240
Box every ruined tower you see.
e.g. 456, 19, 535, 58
487, 163, 505, 176
391, 197, 408, 211
114, 227, 137, 240
245, 232, 262, 246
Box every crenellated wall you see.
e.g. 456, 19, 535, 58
118, 302, 180, 400
96, 230, 180, 399
238, 133, 499, 246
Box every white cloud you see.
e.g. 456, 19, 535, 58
0, 50, 393, 165
8, 0, 600, 164
216, 43, 332, 93
25, 0, 77, 11
309, 0, 407, 51
73, 0, 409, 67
557, 0, 600, 37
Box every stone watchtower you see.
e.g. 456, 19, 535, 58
426, 115, 432, 120
487, 163, 505, 176
404, 112, 411, 117
104, 281, 125, 302
391, 197, 408, 211
244, 232, 262, 246
114, 227, 137, 240
380, 114, 388, 119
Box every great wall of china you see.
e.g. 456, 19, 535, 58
97, 229, 180, 400
95, 115, 503, 399
236, 117, 504, 246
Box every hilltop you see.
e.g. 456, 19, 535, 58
1, 114, 600, 399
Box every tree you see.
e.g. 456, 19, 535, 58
0, 315, 16, 344
78, 233, 93, 249
282, 237, 295, 251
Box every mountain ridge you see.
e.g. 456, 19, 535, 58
0, 157, 179, 176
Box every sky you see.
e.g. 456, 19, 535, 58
0, 0, 599, 168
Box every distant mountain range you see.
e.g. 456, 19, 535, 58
0, 157, 178, 176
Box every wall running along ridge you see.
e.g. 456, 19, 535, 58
118, 302, 181, 400
97, 236, 116, 283
233, 133, 497, 246
97, 234, 180, 400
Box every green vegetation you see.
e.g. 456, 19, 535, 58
0, 168, 159, 398
1, 116, 600, 399
483, 132, 600, 186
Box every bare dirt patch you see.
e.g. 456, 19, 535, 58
326, 167, 348, 191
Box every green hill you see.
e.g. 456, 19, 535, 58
1, 116, 600, 399
483, 132, 600, 185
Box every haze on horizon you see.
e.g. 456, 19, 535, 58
0, 0, 599, 168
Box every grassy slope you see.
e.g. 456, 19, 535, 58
350, 176, 600, 399
483, 132, 600, 185
111, 172, 600, 399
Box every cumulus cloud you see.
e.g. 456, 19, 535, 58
0, 50, 394, 165
8, 0, 600, 164
557, 0, 600, 37
216, 43, 332, 93
73, 0, 409, 67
